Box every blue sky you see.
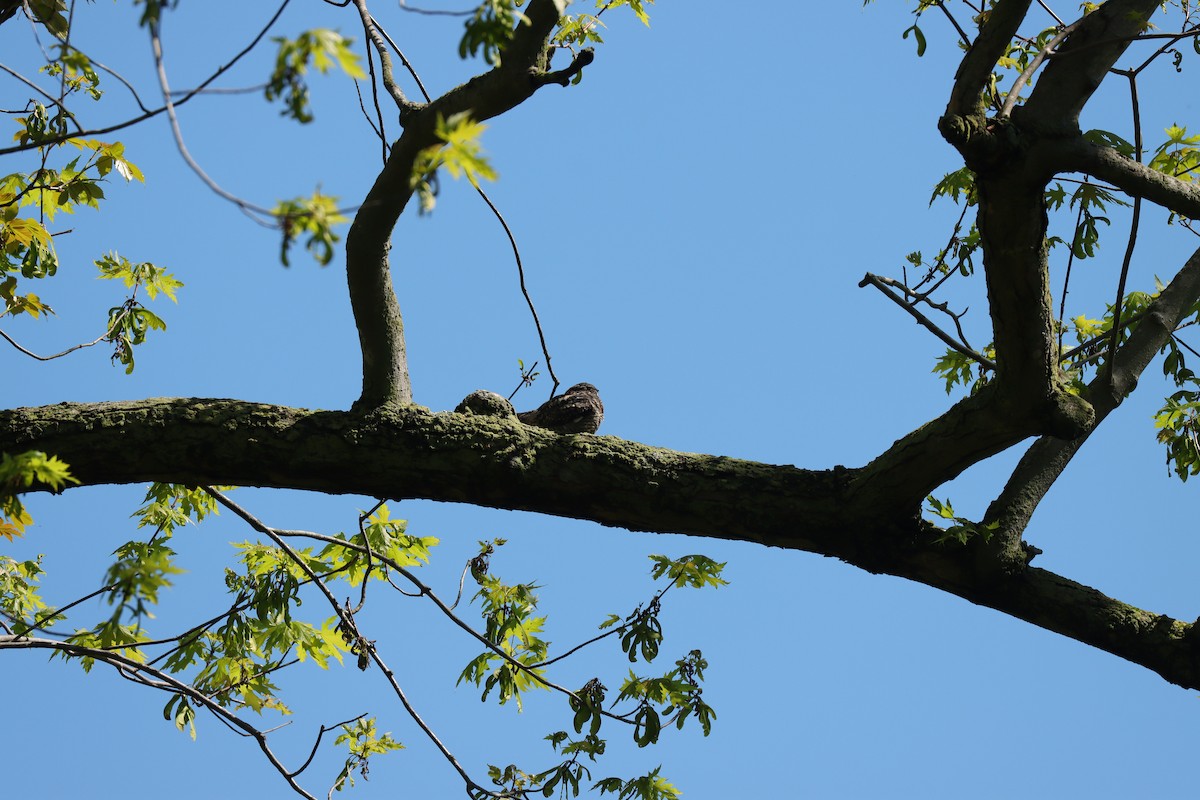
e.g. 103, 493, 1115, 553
4, 1, 1200, 797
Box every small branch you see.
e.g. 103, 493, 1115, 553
290, 714, 368, 779
998, 17, 1084, 120
944, 0, 1035, 119
147, 20, 275, 221
0, 634, 320, 799
0, 0, 293, 157
1036, 0, 1066, 27
1058, 309, 1148, 364
860, 273, 997, 370
533, 583, 674, 670
0, 315, 121, 362
368, 15, 431, 103
1104, 71, 1145, 376
937, 2, 973, 48
534, 47, 594, 87
397, 1, 473, 16
912, 204, 971, 293
355, 39, 388, 164
473, 186, 560, 397
351, 0, 421, 117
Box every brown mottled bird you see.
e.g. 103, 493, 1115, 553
517, 383, 604, 434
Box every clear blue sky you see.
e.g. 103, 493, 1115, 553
4, 2, 1200, 797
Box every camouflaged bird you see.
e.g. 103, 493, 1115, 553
517, 383, 604, 434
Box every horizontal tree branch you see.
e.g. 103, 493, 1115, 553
5, 397, 1200, 688
1054, 137, 1200, 219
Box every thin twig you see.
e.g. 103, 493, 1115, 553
937, 1, 972, 47
147, 20, 275, 221
1105, 71, 1144, 375
290, 714, 369, 779
0, 634, 320, 799
473, 185, 560, 397
398, 1, 474, 16
367, 15, 431, 104
1036, 0, 1066, 27
860, 273, 997, 370
0, 315, 121, 362
1057, 200, 1085, 357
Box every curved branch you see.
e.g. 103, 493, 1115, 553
344, 0, 584, 409
0, 0, 293, 157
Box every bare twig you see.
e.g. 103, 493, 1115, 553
860, 273, 997, 370
0, 314, 122, 362
473, 186, 560, 398
147, 20, 276, 222
1105, 70, 1145, 376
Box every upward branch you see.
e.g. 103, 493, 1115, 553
345, 0, 575, 409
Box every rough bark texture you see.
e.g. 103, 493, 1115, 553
8, 0, 1200, 697
4, 397, 1200, 688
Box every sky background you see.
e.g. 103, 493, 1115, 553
3, 1, 1200, 797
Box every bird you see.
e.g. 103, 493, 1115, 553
517, 383, 604, 434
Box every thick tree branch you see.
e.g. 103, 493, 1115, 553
0, 398, 847, 551
0, 0, 19, 27
1053, 137, 1200, 219
5, 399, 1200, 689
846, 382, 1078, 516
983, 245, 1200, 554
1021, 0, 1162, 134
974, 171, 1073, 406
944, 0, 1033, 120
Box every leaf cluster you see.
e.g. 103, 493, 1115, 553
459, 0, 529, 66
96, 251, 182, 373
457, 540, 549, 710
926, 496, 999, 546
265, 30, 365, 124
332, 717, 404, 793
0, 450, 77, 540
2, 136, 142, 319
0, 553, 56, 632
273, 190, 347, 267
412, 113, 498, 215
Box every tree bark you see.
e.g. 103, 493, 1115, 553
5, 397, 1200, 689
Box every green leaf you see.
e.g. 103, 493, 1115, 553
273, 190, 347, 267
266, 30, 366, 123
902, 24, 927, 56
